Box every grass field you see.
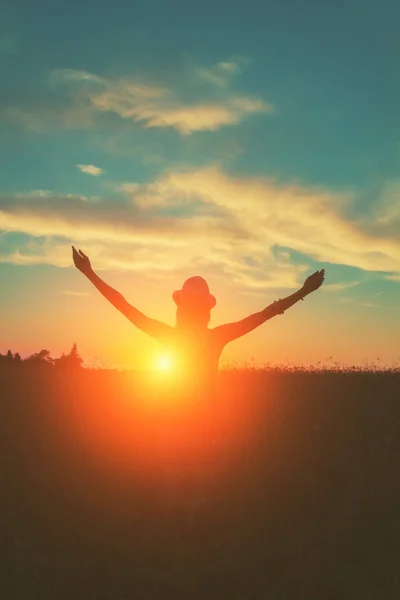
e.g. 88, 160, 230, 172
1, 366, 399, 599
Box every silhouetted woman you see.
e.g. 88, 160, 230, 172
72, 246, 325, 391
72, 246, 325, 507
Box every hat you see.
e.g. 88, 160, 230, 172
173, 276, 216, 309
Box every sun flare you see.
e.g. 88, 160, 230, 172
155, 354, 173, 372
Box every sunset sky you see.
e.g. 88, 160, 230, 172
1, 0, 400, 369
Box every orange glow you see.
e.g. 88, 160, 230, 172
44, 368, 259, 502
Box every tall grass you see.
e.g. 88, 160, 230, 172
0, 366, 399, 599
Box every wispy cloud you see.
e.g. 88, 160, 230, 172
367, 180, 400, 239
76, 164, 104, 176
1, 167, 400, 290
124, 97, 268, 135
340, 294, 399, 311
193, 59, 244, 88
49, 68, 105, 87
1, 59, 272, 135
2, 107, 43, 132
60, 64, 270, 134
323, 281, 361, 292
360, 302, 381, 309
0, 105, 95, 132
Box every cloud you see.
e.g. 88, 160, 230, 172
366, 180, 400, 239
323, 281, 361, 292
360, 302, 381, 308
339, 295, 399, 310
1, 166, 400, 290
385, 274, 400, 282
49, 69, 105, 88
123, 97, 268, 135
59, 65, 271, 134
76, 164, 104, 176
0, 105, 95, 132
1, 60, 272, 135
2, 107, 44, 132
193, 60, 243, 88
116, 166, 400, 273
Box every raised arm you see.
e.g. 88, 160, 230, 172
72, 247, 172, 341
213, 269, 325, 345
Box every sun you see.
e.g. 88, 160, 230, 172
154, 353, 173, 372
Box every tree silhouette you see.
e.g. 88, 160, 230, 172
0, 345, 85, 369
54, 344, 84, 369
0, 350, 15, 365
24, 349, 53, 367
54, 352, 67, 369
69, 343, 84, 368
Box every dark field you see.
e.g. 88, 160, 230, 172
1, 367, 399, 599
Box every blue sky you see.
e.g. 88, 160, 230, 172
1, 0, 399, 367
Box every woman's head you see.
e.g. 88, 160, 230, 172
173, 276, 216, 328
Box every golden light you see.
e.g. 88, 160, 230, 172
154, 353, 173, 373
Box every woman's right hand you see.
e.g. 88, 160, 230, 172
72, 246, 92, 276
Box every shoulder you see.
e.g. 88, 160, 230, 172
209, 325, 229, 346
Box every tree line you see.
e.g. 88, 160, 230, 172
0, 343, 84, 369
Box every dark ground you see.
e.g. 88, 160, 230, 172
0, 367, 399, 599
